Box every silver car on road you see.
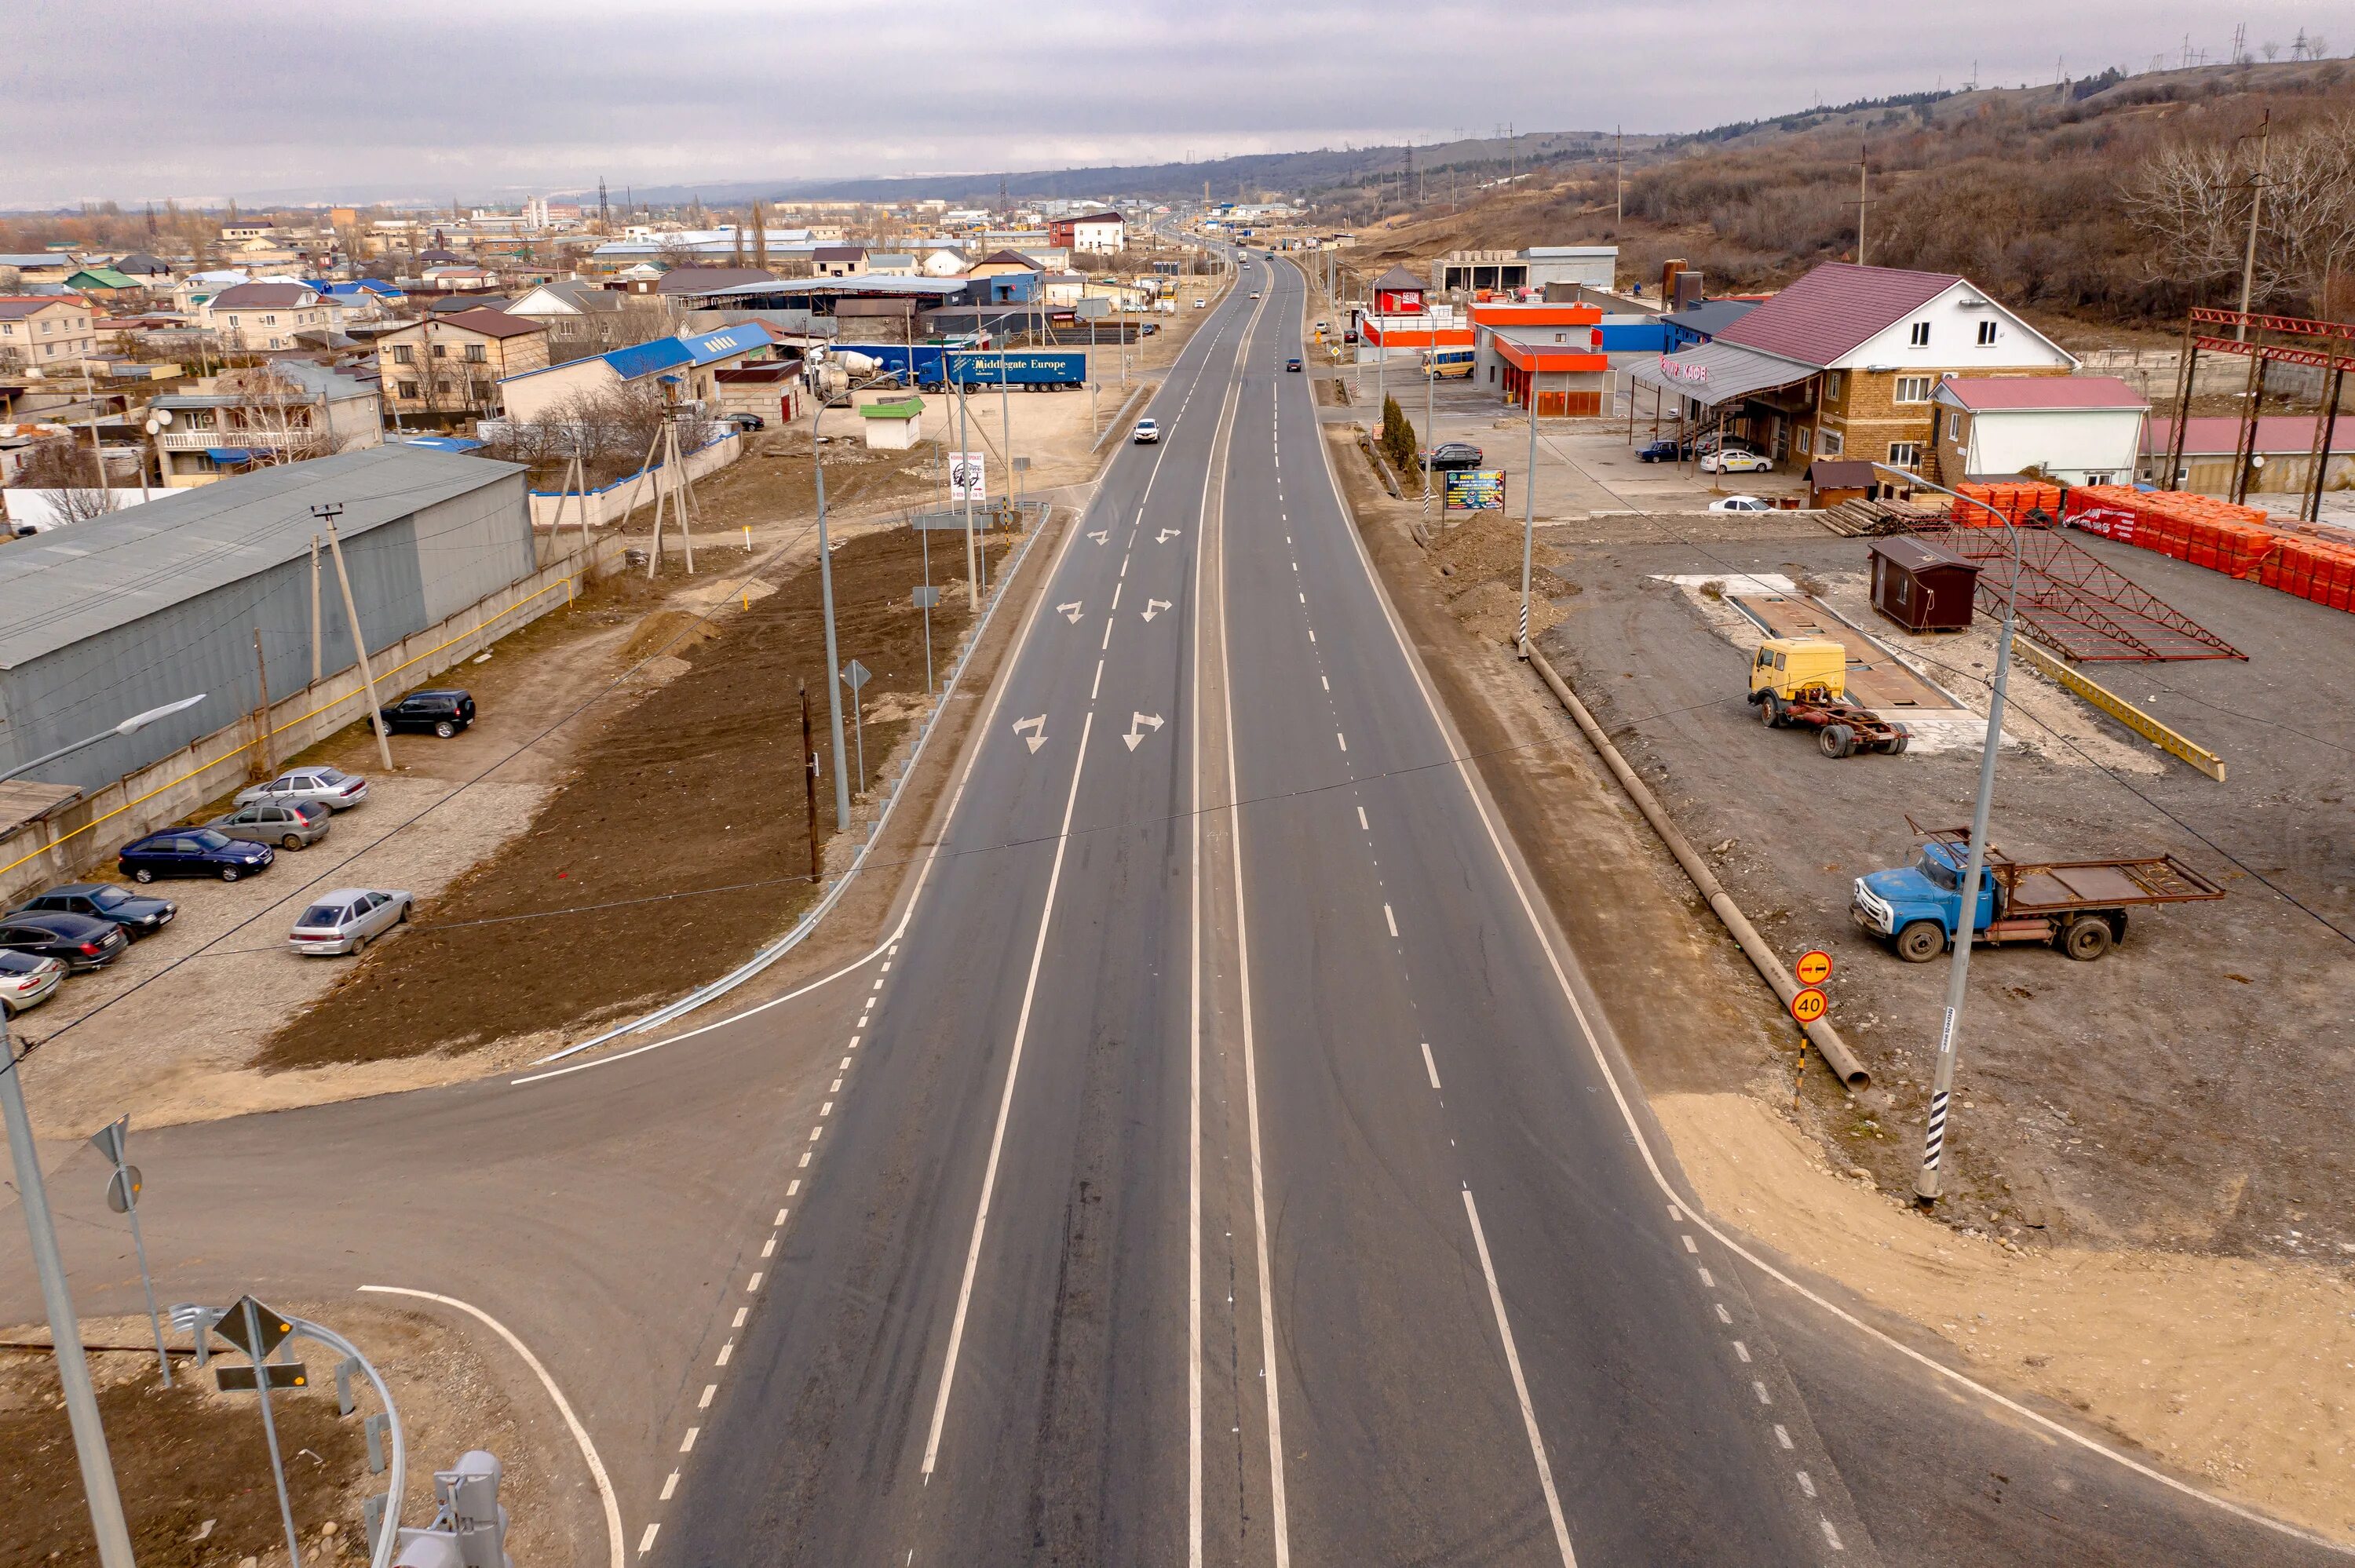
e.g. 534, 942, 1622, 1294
236, 766, 370, 812
210, 798, 332, 850
287, 888, 412, 956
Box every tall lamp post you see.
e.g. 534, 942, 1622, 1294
808, 355, 907, 832
1870, 463, 2025, 1204
1, 691, 206, 1568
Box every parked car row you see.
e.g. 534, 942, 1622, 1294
0, 693, 474, 1012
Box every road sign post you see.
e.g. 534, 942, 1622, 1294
912, 585, 940, 697
1790, 986, 1829, 1025
88, 1116, 170, 1387
1795, 949, 1834, 987
219, 1295, 305, 1567
842, 658, 872, 792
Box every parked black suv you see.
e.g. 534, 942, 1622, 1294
379, 688, 476, 738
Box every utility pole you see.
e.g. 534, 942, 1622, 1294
2, 1016, 139, 1568
252, 629, 274, 778
957, 353, 978, 609
2235, 111, 2271, 343
318, 506, 394, 770
1518, 377, 1538, 656
1857, 144, 1870, 266
1616, 126, 1625, 224
308, 534, 323, 683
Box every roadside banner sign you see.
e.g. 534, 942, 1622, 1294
950, 451, 987, 502
1444, 469, 1506, 510
1790, 986, 1829, 1025
1795, 950, 1834, 986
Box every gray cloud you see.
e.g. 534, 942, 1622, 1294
4, 0, 2337, 205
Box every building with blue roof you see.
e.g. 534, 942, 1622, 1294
498, 320, 779, 424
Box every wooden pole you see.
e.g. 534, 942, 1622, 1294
672, 421, 698, 571
323, 523, 396, 771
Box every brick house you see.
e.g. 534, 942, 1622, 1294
0, 296, 98, 370
1632, 263, 2076, 473
375, 307, 549, 423
204, 281, 330, 352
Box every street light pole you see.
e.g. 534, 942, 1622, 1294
1, 1018, 138, 1568
1871, 463, 2023, 1204
0, 692, 207, 784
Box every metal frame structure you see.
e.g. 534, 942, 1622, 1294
2166, 307, 2353, 522
1920, 522, 2245, 662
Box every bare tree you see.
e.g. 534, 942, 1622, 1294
9, 434, 117, 523
2267, 111, 2355, 319
2122, 142, 2272, 299
218, 364, 349, 465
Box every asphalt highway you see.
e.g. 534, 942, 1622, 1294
7, 247, 2347, 1568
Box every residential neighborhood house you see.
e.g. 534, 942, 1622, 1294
1929, 375, 2148, 487
204, 282, 330, 352
0, 296, 98, 369
148, 360, 386, 487
375, 308, 550, 423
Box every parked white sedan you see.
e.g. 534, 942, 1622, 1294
1700, 449, 1773, 474
1707, 494, 1778, 513
237, 766, 370, 812
288, 888, 412, 956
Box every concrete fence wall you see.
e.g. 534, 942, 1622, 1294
527, 429, 742, 532
0, 533, 630, 906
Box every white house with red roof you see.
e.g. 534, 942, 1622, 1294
1631, 262, 2076, 472
1930, 375, 2148, 486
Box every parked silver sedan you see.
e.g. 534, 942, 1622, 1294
236, 766, 370, 812
210, 798, 332, 851
287, 888, 412, 956
0, 950, 63, 1017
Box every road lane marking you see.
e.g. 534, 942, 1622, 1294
716, 1341, 733, 1366
360, 1285, 626, 1568
1208, 290, 1293, 1567
1383, 903, 1397, 937
921, 708, 1100, 1480
1336, 732, 1346, 752
660, 1471, 679, 1501
1461, 1190, 1579, 1566
681, 1427, 697, 1452
638, 1523, 659, 1555
1092, 659, 1104, 699
1421, 1041, 1441, 1088
1357, 806, 1367, 830
1112, 581, 1123, 610
1102, 618, 1115, 651
732, 1307, 748, 1328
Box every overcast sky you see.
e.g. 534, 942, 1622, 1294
5, 1, 2340, 207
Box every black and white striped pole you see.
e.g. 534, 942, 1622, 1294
1871, 464, 2023, 1204
1517, 366, 1538, 658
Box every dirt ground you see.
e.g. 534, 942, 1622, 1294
260, 519, 1017, 1068
1328, 418, 2355, 1543
2, 1304, 572, 1566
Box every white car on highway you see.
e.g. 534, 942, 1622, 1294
1132, 418, 1160, 444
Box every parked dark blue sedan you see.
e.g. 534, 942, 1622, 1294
118, 827, 273, 883
1636, 438, 1685, 463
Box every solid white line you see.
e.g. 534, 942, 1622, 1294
1460, 1191, 1579, 1566
1290, 257, 2355, 1556
1213, 304, 1293, 1565
1421, 1041, 1441, 1089
921, 707, 1099, 1479
359, 1285, 626, 1568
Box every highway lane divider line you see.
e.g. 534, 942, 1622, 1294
1287, 262, 2355, 1562
356, 1284, 624, 1568
1461, 1187, 1580, 1566
919, 709, 1097, 1480
1206, 271, 1295, 1568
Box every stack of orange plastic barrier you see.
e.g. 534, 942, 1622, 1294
1955, 481, 2065, 526
2061, 486, 2355, 611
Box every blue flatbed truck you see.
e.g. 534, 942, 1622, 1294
833, 345, 1088, 392
1851, 823, 2224, 963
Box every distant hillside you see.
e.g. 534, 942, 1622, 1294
1346, 57, 2355, 333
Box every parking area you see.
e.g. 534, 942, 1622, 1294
1532, 511, 2355, 1260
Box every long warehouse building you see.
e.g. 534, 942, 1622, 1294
0, 445, 533, 789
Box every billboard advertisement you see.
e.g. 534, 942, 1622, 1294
1444, 469, 1506, 510
950, 451, 987, 503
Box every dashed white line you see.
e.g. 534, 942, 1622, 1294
716, 1341, 733, 1366
1356, 806, 1367, 830
1698, 1266, 1715, 1288
1774, 1424, 1794, 1449
699, 1384, 717, 1409
1383, 903, 1397, 937
732, 1307, 748, 1329
1092, 658, 1104, 698
1733, 1341, 1752, 1363
747, 1271, 763, 1291
761, 1237, 776, 1257
1336, 732, 1347, 752
1753, 1380, 1773, 1406
1797, 1470, 1816, 1498
660, 1471, 679, 1501
680, 1427, 698, 1453
637, 1523, 660, 1555
1681, 1234, 1698, 1253
1420, 1042, 1441, 1089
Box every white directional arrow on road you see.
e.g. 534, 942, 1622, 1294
1012, 716, 1048, 753
1141, 598, 1172, 622
1088, 530, 1110, 545
1122, 712, 1166, 752
1156, 527, 1183, 543
1058, 601, 1084, 624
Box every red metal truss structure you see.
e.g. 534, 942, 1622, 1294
2168, 308, 2353, 523
1919, 524, 2247, 662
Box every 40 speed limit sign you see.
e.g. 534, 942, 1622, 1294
1790, 986, 1829, 1024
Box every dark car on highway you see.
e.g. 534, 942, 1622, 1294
1421, 442, 1485, 472
11, 883, 175, 938
0, 909, 128, 970
379, 687, 476, 738
118, 827, 273, 883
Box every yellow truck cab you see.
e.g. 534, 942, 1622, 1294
1751, 637, 1848, 701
